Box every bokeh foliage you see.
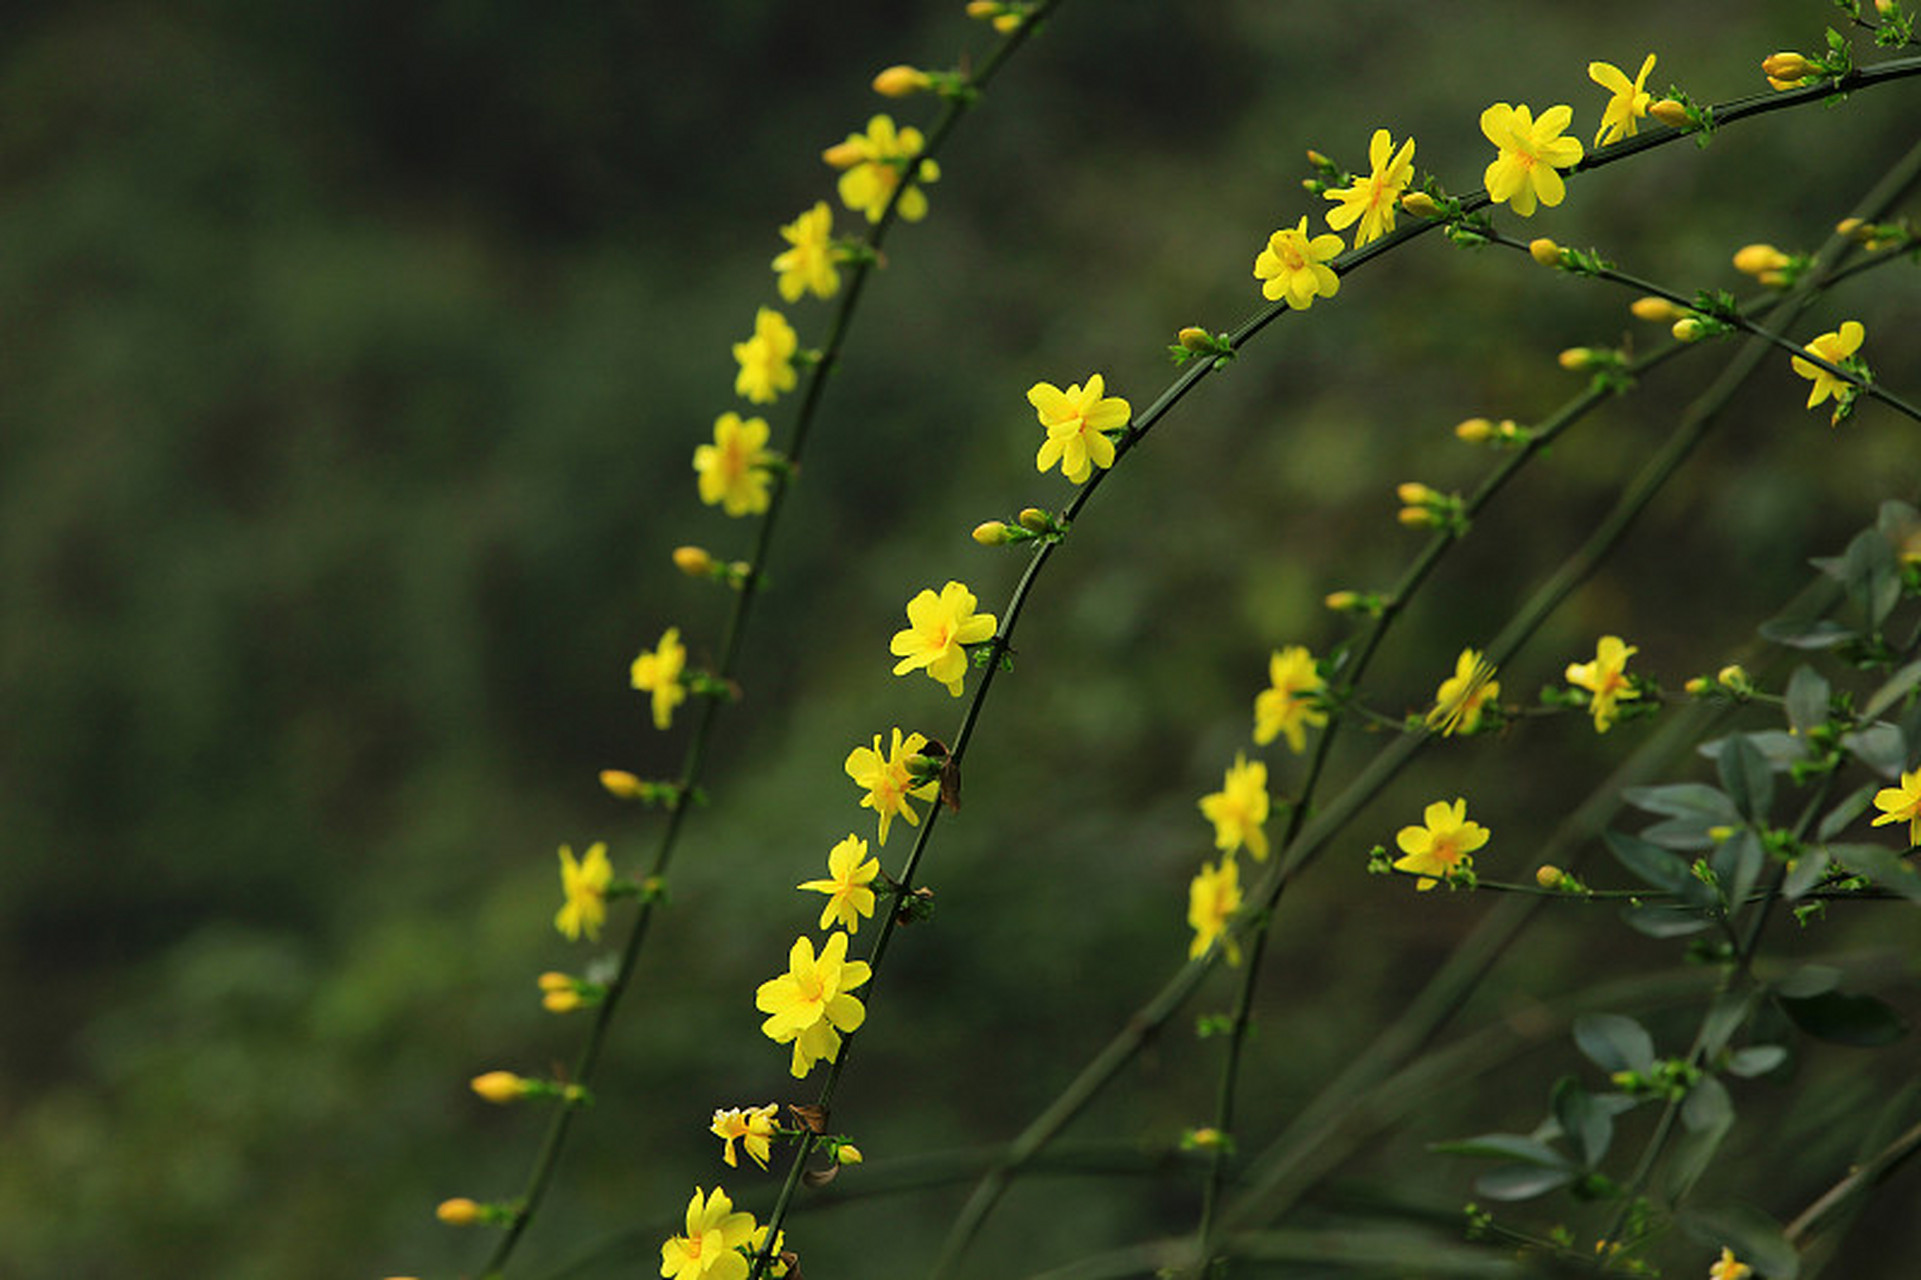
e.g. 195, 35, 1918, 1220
2, 2, 1916, 1276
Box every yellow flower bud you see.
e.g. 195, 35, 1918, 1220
1398, 506, 1440, 528
1017, 507, 1052, 532
1529, 237, 1564, 267
992, 11, 1020, 31
1454, 417, 1496, 443
1684, 675, 1712, 696
965, 0, 998, 14
1323, 590, 1360, 612
872, 65, 933, 97
1396, 481, 1436, 506
1630, 296, 1682, 322
1877, 0, 1897, 13
1761, 52, 1814, 82
971, 520, 1013, 546
1558, 347, 1597, 370
1176, 326, 1213, 352
836, 1143, 865, 1165
600, 769, 646, 799
1733, 243, 1791, 277
821, 140, 864, 170
436, 1198, 483, 1226
1399, 191, 1441, 218
1187, 1126, 1226, 1150
1305, 148, 1330, 167
470, 1071, 531, 1104
543, 989, 583, 1013
1535, 865, 1564, 889
1715, 664, 1747, 685
1671, 316, 1706, 343
672, 545, 714, 576
1648, 98, 1690, 128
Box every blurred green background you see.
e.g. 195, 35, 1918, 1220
3, 2, 1918, 1277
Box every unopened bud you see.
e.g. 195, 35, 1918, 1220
835, 1143, 864, 1165
1761, 52, 1814, 82
1324, 590, 1361, 612
1536, 865, 1565, 889
872, 65, 933, 97
1177, 326, 1213, 352
1454, 416, 1496, 443
1733, 243, 1790, 276
965, 0, 998, 14
972, 520, 1013, 546
1630, 296, 1682, 322
1529, 237, 1564, 267
1684, 675, 1712, 696
600, 769, 647, 799
821, 140, 864, 170
1017, 507, 1052, 532
1398, 506, 1440, 528
1648, 98, 1690, 128
1716, 663, 1751, 693
992, 11, 1021, 31
1835, 216, 1874, 244
1399, 191, 1441, 218
471, 1071, 532, 1104
1396, 481, 1437, 506
1558, 346, 1598, 371
1671, 316, 1706, 343
1305, 148, 1330, 168
436, 1198, 483, 1226
673, 545, 714, 576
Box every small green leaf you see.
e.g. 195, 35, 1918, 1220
1843, 724, 1907, 774
1785, 666, 1832, 736
1475, 1163, 1577, 1201
1573, 1012, 1655, 1075
1778, 989, 1908, 1047
1431, 1133, 1570, 1166
1726, 1045, 1788, 1077
1698, 731, 1806, 771
1552, 1077, 1614, 1169
1623, 904, 1712, 937
1783, 847, 1833, 900
1717, 735, 1774, 822
1758, 616, 1856, 649
1863, 657, 1921, 720
1623, 782, 1741, 822
1777, 964, 1841, 998
1712, 829, 1765, 913
1606, 829, 1710, 904
1817, 785, 1879, 841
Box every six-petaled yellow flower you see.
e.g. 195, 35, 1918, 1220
1565, 635, 1640, 733
1393, 798, 1490, 890
845, 728, 939, 845
1187, 856, 1243, 964
1253, 215, 1344, 309
1200, 752, 1271, 861
772, 201, 841, 302
694, 412, 774, 517
890, 580, 998, 696
630, 627, 688, 730
1254, 646, 1327, 753
1708, 1247, 1753, 1280
732, 307, 798, 405
711, 1104, 780, 1171
1480, 102, 1584, 216
755, 931, 872, 1078
1791, 320, 1866, 423
1871, 768, 1921, 846
660, 1185, 757, 1280
1427, 647, 1500, 736
1323, 128, 1416, 247
799, 834, 882, 933
823, 114, 940, 223
1030, 374, 1131, 484
1589, 54, 1657, 147
554, 841, 613, 941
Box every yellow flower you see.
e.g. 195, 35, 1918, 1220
554, 841, 613, 941
1790, 320, 1866, 419
823, 114, 940, 223
710, 1104, 780, 1170
630, 627, 688, 730
1030, 374, 1131, 484
660, 1186, 757, 1280
889, 580, 998, 696
1393, 797, 1490, 890
749, 1225, 791, 1277
1253, 215, 1344, 309
1871, 768, 1921, 846
755, 932, 872, 1078
1254, 645, 1327, 753
1199, 752, 1271, 861
1187, 856, 1243, 963
1427, 647, 1500, 736
1480, 102, 1584, 217
1565, 635, 1640, 733
1589, 54, 1656, 147
694, 412, 774, 517
799, 835, 882, 933
772, 201, 840, 302
732, 307, 798, 405
1323, 128, 1416, 247
1708, 1247, 1753, 1280
845, 728, 939, 845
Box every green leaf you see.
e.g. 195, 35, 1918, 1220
1784, 665, 1832, 736
1817, 527, 1902, 628
1701, 990, 1752, 1057
1817, 784, 1878, 841
1726, 1045, 1789, 1077
1778, 989, 1908, 1047
1606, 829, 1710, 906
1758, 616, 1856, 649
1475, 1163, 1577, 1201
1622, 904, 1712, 937
1667, 1075, 1735, 1201
1825, 843, 1921, 903
1782, 846, 1833, 900
1680, 1205, 1800, 1279
1552, 1077, 1614, 1169
1712, 829, 1765, 913
1698, 730, 1806, 771
1623, 783, 1740, 822
1573, 1012, 1655, 1075
1431, 1132, 1570, 1165
1717, 735, 1774, 822
1842, 723, 1907, 774
1777, 964, 1840, 998
1863, 657, 1921, 720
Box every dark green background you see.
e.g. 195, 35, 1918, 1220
3, 3, 1917, 1276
